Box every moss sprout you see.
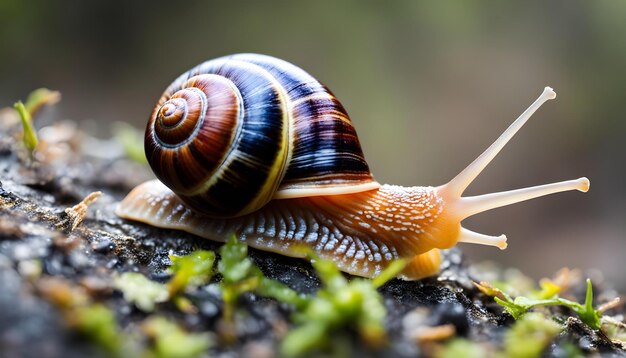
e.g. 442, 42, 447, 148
24, 88, 61, 117
68, 304, 125, 354
14, 101, 38, 154
142, 317, 212, 358
280, 254, 407, 357
437, 338, 488, 358
503, 312, 562, 358
167, 250, 215, 297
477, 278, 602, 329
114, 272, 169, 312
12, 88, 61, 158
218, 235, 307, 325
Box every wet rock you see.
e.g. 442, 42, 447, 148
199, 300, 220, 319
92, 238, 115, 254
241, 341, 275, 358
431, 302, 470, 336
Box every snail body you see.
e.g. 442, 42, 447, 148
117, 54, 589, 280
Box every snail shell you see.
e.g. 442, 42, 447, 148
146, 54, 379, 217
118, 54, 590, 280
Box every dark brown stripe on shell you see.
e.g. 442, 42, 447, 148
225, 54, 376, 192
146, 74, 242, 194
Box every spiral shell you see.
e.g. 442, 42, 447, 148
145, 54, 379, 217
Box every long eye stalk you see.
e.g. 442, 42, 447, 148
439, 87, 589, 249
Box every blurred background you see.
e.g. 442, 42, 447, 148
1, 1, 624, 289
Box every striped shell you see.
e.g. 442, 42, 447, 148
146, 54, 380, 217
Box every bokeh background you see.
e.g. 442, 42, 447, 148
1, 1, 625, 289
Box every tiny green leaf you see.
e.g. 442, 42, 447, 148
280, 321, 328, 357
503, 312, 562, 358
114, 272, 168, 312
257, 274, 309, 308
218, 235, 254, 283
488, 277, 603, 330
70, 304, 124, 354
533, 278, 561, 299
282, 255, 389, 356
563, 279, 601, 329
14, 101, 38, 153
372, 258, 409, 288
24, 88, 61, 117
494, 296, 527, 319
142, 316, 211, 358
310, 255, 346, 292
439, 339, 487, 358
168, 250, 215, 296
217, 235, 305, 321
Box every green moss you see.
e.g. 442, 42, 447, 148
114, 272, 168, 312
14, 101, 38, 153
280, 254, 407, 357
438, 339, 488, 358
480, 278, 602, 330
70, 304, 124, 354
13, 88, 61, 157
142, 316, 211, 358
167, 250, 215, 296
217, 236, 307, 325
218, 235, 254, 284
503, 313, 562, 358
114, 251, 218, 312
24, 88, 61, 116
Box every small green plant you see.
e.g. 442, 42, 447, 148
218, 235, 307, 324
14, 101, 38, 154
477, 278, 602, 329
503, 312, 563, 358
437, 338, 488, 358
280, 254, 408, 357
439, 314, 578, 358
68, 304, 125, 354
24, 88, 61, 116
142, 316, 211, 358
114, 250, 215, 312
12, 88, 61, 158
167, 250, 215, 296
114, 272, 169, 312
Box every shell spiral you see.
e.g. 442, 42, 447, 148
145, 54, 378, 217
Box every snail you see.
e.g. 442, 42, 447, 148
116, 54, 589, 280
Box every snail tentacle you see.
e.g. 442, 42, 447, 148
456, 228, 507, 250
433, 87, 589, 248
442, 87, 557, 198
455, 177, 589, 220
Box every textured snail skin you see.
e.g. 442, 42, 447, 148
117, 54, 589, 280
116, 180, 452, 279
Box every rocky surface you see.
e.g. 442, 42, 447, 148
0, 110, 624, 357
